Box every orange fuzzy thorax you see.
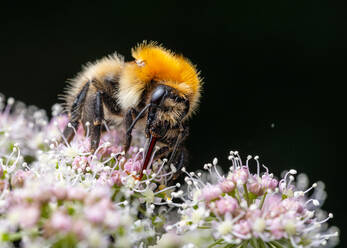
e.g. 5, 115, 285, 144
131, 43, 201, 110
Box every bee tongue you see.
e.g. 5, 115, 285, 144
139, 135, 157, 179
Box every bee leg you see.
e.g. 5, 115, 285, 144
167, 124, 189, 166
124, 108, 137, 153
168, 147, 189, 185
89, 91, 104, 153
124, 106, 151, 153
62, 82, 90, 143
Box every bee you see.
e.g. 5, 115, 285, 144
61, 41, 202, 178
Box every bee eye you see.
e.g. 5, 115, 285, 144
151, 86, 166, 105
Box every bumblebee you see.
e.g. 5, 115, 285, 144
62, 41, 202, 178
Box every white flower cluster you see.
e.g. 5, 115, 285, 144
163, 155, 339, 248
0, 94, 339, 248
0, 95, 179, 248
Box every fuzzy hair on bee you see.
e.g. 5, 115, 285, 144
61, 41, 202, 180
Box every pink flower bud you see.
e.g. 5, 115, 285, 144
233, 220, 251, 235
282, 199, 304, 214
84, 198, 110, 223
261, 174, 278, 190
124, 159, 142, 174
10, 205, 40, 228
111, 170, 125, 186
68, 187, 87, 201
50, 212, 72, 231
214, 196, 238, 215
268, 218, 285, 239
84, 187, 110, 205
201, 185, 222, 202
218, 179, 235, 193
37, 188, 53, 203
11, 170, 28, 188
231, 168, 249, 185
72, 156, 88, 171
269, 179, 278, 190
72, 220, 87, 240
249, 181, 264, 196
52, 186, 67, 200
85, 205, 106, 224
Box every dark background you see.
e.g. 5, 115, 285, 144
1, 0, 344, 245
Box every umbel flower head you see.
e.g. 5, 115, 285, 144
0, 95, 181, 248
164, 153, 339, 248
0, 94, 339, 248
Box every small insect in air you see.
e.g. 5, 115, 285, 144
61, 41, 202, 179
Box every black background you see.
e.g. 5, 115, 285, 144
1, 1, 344, 245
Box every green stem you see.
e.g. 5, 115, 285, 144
259, 191, 267, 209
257, 240, 267, 248
242, 240, 249, 248
197, 226, 211, 229
235, 188, 241, 204
208, 239, 224, 248
269, 241, 285, 248
267, 244, 276, 248
2, 232, 23, 242
235, 242, 246, 248
138, 206, 147, 216
224, 244, 237, 248
251, 238, 259, 248
223, 241, 249, 248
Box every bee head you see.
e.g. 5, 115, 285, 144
119, 41, 201, 116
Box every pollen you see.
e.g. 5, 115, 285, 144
159, 184, 166, 191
